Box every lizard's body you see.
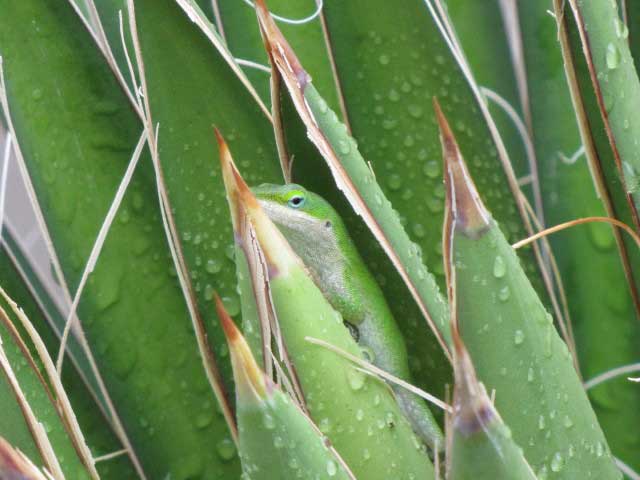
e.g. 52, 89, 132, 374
253, 183, 443, 451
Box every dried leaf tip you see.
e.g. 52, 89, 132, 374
254, 0, 310, 90
450, 332, 495, 437
216, 126, 259, 218
215, 293, 267, 401
0, 437, 47, 480
217, 128, 301, 277
434, 98, 491, 238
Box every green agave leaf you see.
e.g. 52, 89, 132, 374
233, 244, 264, 368
517, 0, 640, 472
626, 1, 640, 71
93, 0, 285, 384
259, 238, 435, 480
0, 247, 137, 478
445, 0, 531, 182
440, 105, 621, 479
564, 0, 640, 223
0, 229, 105, 407
216, 295, 354, 480
0, 0, 240, 477
316, 0, 548, 295
255, 0, 451, 349
0, 290, 96, 479
444, 0, 640, 471
0, 331, 47, 473
250, 3, 560, 406
219, 143, 436, 479
197, 0, 454, 404
217, 0, 342, 112
556, 0, 640, 309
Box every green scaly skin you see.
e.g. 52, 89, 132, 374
252, 183, 444, 451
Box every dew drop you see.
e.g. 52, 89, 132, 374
338, 139, 350, 155
263, 414, 275, 430
326, 460, 337, 477
216, 438, 237, 462
622, 161, 640, 194
318, 98, 328, 114
551, 452, 564, 472
195, 412, 213, 428
606, 42, 621, 70
563, 415, 574, 429
514, 329, 525, 345
498, 285, 511, 302
222, 295, 241, 316
614, 18, 629, 39
412, 223, 426, 239
206, 258, 222, 274
318, 418, 332, 434
382, 119, 397, 130
423, 160, 440, 178
595, 441, 604, 457
588, 222, 615, 251
538, 414, 546, 430
387, 174, 402, 191
347, 367, 366, 391
378, 54, 390, 65
493, 255, 506, 278
407, 104, 423, 118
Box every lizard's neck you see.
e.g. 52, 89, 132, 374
259, 201, 350, 306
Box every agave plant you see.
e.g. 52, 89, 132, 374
0, 0, 639, 478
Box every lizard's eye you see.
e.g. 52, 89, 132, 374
288, 195, 305, 208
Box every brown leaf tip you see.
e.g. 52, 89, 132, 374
254, 0, 310, 90
213, 126, 227, 156
0, 438, 43, 480
451, 329, 496, 437
216, 128, 260, 213
434, 98, 491, 238
216, 129, 299, 278
214, 293, 267, 400
214, 293, 240, 342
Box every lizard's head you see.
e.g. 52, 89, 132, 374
251, 183, 339, 235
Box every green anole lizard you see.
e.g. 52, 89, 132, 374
253, 183, 444, 451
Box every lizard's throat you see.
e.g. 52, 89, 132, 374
258, 201, 347, 298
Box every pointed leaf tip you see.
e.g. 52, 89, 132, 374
216, 129, 259, 212
213, 126, 226, 154
435, 98, 491, 237
0, 438, 46, 480
217, 131, 301, 277
451, 337, 495, 437
254, 0, 310, 89
214, 293, 267, 401
214, 293, 240, 343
